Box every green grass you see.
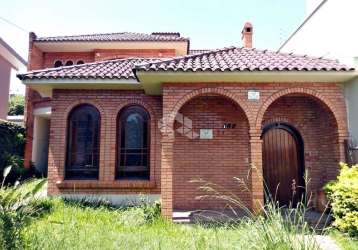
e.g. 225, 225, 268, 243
329, 230, 358, 250
23, 199, 242, 250
22, 198, 320, 250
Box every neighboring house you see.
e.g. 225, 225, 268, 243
279, 0, 358, 146
0, 38, 26, 120
17, 23, 356, 219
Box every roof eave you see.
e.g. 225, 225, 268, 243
136, 70, 357, 82
21, 78, 141, 97
136, 70, 358, 95
0, 38, 27, 69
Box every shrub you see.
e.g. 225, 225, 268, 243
324, 163, 358, 237
119, 199, 161, 226
0, 166, 47, 249
0, 120, 31, 183
140, 199, 161, 223
8, 95, 24, 116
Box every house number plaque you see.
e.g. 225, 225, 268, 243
200, 129, 213, 139
248, 90, 260, 101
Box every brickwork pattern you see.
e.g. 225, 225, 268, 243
47, 90, 162, 195
173, 96, 251, 210
160, 83, 348, 217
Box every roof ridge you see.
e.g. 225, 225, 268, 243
245, 46, 344, 63
35, 31, 190, 42
36, 31, 129, 40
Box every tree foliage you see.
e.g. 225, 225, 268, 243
8, 95, 24, 116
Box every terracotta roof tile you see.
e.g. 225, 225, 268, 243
18, 47, 354, 81
35, 32, 188, 42
18, 58, 161, 80
136, 47, 354, 72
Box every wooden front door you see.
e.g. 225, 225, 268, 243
262, 123, 304, 207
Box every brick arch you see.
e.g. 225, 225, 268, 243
63, 99, 106, 122
166, 87, 251, 137
255, 87, 345, 135
59, 100, 106, 180
62, 99, 106, 143
111, 100, 158, 183
112, 99, 157, 122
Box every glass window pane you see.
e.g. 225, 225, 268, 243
125, 113, 144, 149
117, 106, 150, 180
66, 104, 100, 180
125, 154, 142, 166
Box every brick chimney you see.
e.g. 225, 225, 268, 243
241, 22, 253, 48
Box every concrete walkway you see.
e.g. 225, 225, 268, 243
173, 208, 332, 228
173, 209, 341, 249
315, 235, 341, 250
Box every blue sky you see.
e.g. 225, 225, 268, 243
1, 0, 305, 59
1, 0, 305, 94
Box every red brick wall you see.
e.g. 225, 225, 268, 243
28, 45, 44, 70
173, 95, 251, 210
47, 89, 162, 195
43, 52, 95, 68
38, 49, 177, 70
32, 76, 347, 216
24, 37, 46, 167
262, 95, 340, 195
160, 83, 348, 217
24, 45, 175, 168
94, 49, 176, 61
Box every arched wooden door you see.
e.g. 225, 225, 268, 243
262, 123, 305, 207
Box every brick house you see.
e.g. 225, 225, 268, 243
18, 23, 356, 218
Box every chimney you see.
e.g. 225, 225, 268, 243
241, 22, 253, 48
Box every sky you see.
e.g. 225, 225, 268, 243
0, 0, 306, 94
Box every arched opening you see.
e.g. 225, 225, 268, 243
77, 60, 84, 65
261, 93, 340, 207
65, 104, 100, 180
261, 122, 305, 207
172, 94, 250, 210
65, 60, 74, 66
54, 60, 63, 68
116, 105, 150, 180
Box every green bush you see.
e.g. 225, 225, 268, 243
8, 95, 24, 116
0, 166, 47, 249
138, 198, 161, 223
0, 120, 29, 183
324, 163, 358, 237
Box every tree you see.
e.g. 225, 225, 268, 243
8, 95, 24, 116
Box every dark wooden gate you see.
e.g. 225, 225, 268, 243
262, 123, 304, 207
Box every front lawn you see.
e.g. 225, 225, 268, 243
22, 198, 320, 250
23, 199, 242, 249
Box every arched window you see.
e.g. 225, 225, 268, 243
65, 60, 74, 66
77, 60, 84, 65
66, 104, 100, 179
117, 106, 150, 180
54, 60, 63, 67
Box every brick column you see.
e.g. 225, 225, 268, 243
161, 136, 174, 218
327, 135, 348, 180
249, 129, 264, 213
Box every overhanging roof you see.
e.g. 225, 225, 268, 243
0, 38, 27, 70
18, 46, 356, 96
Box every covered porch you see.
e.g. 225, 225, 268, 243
160, 85, 348, 219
